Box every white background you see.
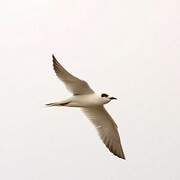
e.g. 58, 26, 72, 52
0, 0, 180, 179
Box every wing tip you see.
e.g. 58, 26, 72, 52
52, 54, 60, 69
52, 54, 57, 63
110, 149, 126, 160
52, 54, 55, 59
104, 141, 126, 160
116, 153, 126, 160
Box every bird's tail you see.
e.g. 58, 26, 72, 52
46, 101, 70, 107
46, 102, 60, 107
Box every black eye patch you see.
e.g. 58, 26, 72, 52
101, 93, 109, 97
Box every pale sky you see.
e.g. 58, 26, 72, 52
0, 0, 180, 179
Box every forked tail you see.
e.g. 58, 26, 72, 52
46, 101, 70, 107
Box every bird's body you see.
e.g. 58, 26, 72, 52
47, 93, 111, 107
46, 55, 126, 159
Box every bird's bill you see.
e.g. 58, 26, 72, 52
109, 97, 117, 100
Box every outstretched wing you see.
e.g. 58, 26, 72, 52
82, 106, 125, 159
52, 55, 94, 95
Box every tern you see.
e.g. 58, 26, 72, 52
46, 55, 125, 159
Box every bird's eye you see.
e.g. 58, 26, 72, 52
101, 93, 109, 97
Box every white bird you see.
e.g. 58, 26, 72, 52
46, 55, 125, 159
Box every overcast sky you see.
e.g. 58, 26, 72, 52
0, 0, 180, 179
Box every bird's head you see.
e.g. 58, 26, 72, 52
101, 93, 117, 104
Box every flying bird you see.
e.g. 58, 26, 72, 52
46, 55, 125, 159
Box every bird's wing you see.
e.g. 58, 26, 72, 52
82, 106, 125, 159
52, 55, 94, 95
